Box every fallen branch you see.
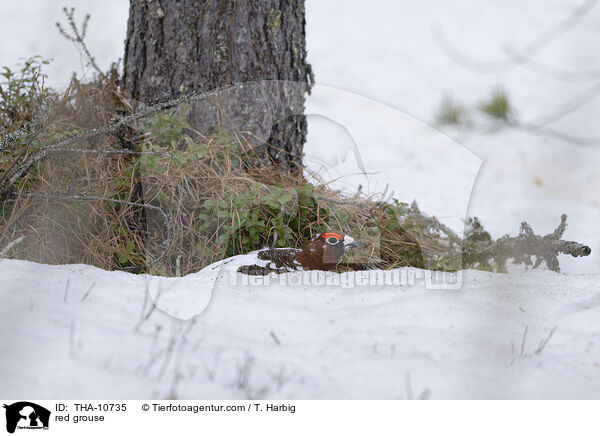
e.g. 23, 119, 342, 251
0, 85, 237, 198
0, 97, 52, 153
464, 214, 591, 272
0, 235, 26, 257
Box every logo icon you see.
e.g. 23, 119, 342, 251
3, 402, 50, 434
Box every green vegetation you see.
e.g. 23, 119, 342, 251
0, 59, 587, 275
0, 56, 52, 137
479, 87, 514, 123
435, 86, 516, 127
436, 96, 469, 126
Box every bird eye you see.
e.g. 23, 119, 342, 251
326, 237, 339, 245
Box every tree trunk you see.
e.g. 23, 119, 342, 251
122, 0, 313, 173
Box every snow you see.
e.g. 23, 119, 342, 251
2, 259, 600, 399
1, 0, 600, 398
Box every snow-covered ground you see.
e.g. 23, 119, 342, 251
1, 0, 599, 398
2, 259, 600, 399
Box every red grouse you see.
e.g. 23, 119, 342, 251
203, 232, 358, 275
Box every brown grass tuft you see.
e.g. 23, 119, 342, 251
0, 74, 461, 276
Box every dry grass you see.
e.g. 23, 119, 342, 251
0, 74, 461, 276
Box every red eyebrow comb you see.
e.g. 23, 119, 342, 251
321, 232, 343, 240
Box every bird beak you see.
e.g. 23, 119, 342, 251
343, 236, 358, 251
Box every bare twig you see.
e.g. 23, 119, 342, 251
81, 282, 96, 301
432, 0, 599, 78
535, 326, 558, 354
49, 147, 176, 158
0, 235, 25, 257
269, 331, 281, 345
516, 123, 600, 146
0, 96, 52, 152
56, 7, 102, 76
524, 82, 600, 128
64, 278, 71, 303
0, 85, 236, 197
433, 0, 600, 146
520, 325, 528, 356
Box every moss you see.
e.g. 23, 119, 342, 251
214, 43, 228, 61
268, 9, 282, 30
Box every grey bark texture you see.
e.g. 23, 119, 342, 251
122, 0, 314, 173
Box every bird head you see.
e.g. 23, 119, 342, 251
296, 232, 358, 271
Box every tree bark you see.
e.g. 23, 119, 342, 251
122, 0, 313, 173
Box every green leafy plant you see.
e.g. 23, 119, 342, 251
479, 87, 515, 123
198, 181, 326, 257
2, 67, 588, 276
149, 110, 191, 146
0, 56, 52, 135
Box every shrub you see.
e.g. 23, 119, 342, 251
1, 67, 586, 275
0, 59, 470, 275
0, 56, 53, 137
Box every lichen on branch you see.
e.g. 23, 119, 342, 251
463, 214, 591, 272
